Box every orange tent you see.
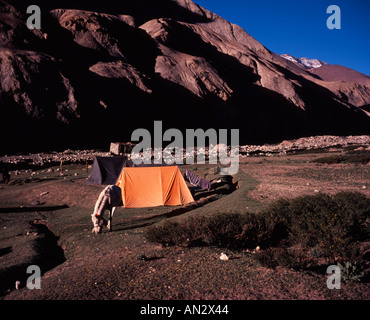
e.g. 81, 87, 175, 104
116, 166, 194, 208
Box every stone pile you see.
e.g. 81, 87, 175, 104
239, 135, 370, 156
1, 135, 369, 169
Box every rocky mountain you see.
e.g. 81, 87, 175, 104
0, 0, 369, 154
280, 54, 370, 111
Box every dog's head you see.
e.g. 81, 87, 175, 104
91, 214, 107, 234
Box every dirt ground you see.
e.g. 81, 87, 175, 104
0, 149, 369, 300
241, 154, 369, 203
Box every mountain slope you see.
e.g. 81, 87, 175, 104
0, 0, 369, 153
310, 65, 370, 110
280, 54, 370, 109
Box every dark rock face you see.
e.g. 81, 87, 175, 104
0, 0, 369, 154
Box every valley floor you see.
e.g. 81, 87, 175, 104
0, 147, 369, 300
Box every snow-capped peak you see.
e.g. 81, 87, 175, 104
280, 54, 328, 69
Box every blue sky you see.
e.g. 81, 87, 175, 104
194, 0, 370, 75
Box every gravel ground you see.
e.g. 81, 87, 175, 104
1, 137, 369, 300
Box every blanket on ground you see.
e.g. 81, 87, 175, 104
185, 170, 211, 191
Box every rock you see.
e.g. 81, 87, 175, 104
89, 61, 152, 94
220, 252, 229, 261
0, 48, 79, 124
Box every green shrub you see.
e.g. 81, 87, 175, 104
144, 220, 190, 246
312, 150, 370, 164
145, 212, 276, 249
145, 192, 370, 280
263, 192, 369, 257
312, 156, 345, 164
338, 261, 366, 283
254, 247, 294, 269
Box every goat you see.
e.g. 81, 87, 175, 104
91, 185, 122, 234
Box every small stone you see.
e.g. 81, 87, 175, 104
220, 253, 229, 261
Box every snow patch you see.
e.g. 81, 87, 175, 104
280, 54, 328, 69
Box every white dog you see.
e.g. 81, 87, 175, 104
91, 185, 122, 234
